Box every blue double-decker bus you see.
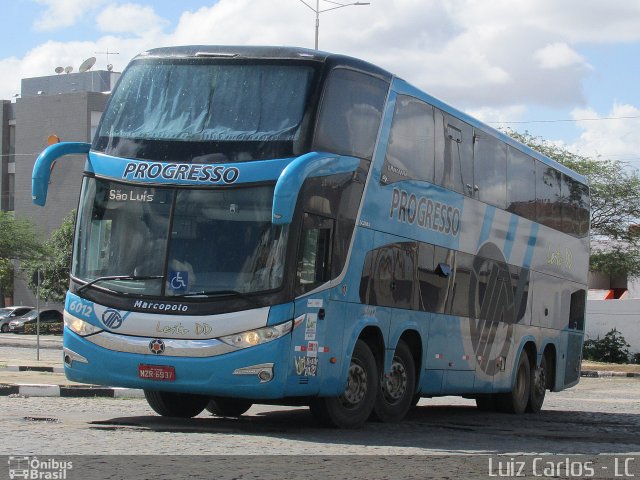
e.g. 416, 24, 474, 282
32, 46, 589, 428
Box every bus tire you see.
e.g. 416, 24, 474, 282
144, 390, 209, 418
206, 397, 253, 417
371, 340, 415, 422
527, 355, 547, 413
309, 339, 378, 429
496, 352, 530, 414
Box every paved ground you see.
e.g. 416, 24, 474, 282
2, 333, 640, 478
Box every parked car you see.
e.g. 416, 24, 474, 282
8, 309, 63, 334
0, 306, 34, 333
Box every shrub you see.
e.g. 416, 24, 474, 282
23, 322, 63, 335
583, 328, 631, 364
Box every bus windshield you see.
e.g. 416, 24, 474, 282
94, 60, 318, 162
72, 177, 288, 297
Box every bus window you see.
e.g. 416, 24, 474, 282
448, 251, 474, 318
313, 68, 388, 160
435, 110, 474, 196
569, 289, 586, 331
507, 147, 536, 221
562, 175, 590, 237
417, 243, 448, 314
298, 165, 367, 279
296, 213, 334, 295
381, 95, 435, 184
576, 183, 590, 238
473, 132, 507, 208
391, 242, 417, 310
536, 163, 562, 230
359, 242, 416, 309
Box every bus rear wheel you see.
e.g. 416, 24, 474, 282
310, 339, 378, 429
527, 355, 547, 413
144, 390, 209, 418
496, 352, 530, 414
206, 397, 253, 417
371, 340, 415, 422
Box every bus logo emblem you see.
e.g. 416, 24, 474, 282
102, 309, 124, 329
149, 339, 165, 355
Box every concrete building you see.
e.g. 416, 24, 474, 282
0, 69, 119, 307
587, 272, 640, 354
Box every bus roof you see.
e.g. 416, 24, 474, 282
134, 45, 587, 186
136, 45, 393, 82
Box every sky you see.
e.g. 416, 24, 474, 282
1, 0, 639, 169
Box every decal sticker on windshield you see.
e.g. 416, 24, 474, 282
169, 271, 188, 293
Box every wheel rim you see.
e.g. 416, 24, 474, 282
382, 355, 408, 404
340, 359, 368, 408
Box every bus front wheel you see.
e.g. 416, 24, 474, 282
496, 352, 530, 414
310, 339, 378, 428
371, 340, 415, 422
206, 397, 253, 417
144, 390, 209, 418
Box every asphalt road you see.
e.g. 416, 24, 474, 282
2, 333, 640, 479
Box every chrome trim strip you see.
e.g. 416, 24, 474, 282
85, 330, 239, 357
63, 347, 89, 365
232, 363, 274, 376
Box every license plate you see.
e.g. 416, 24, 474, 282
138, 364, 176, 382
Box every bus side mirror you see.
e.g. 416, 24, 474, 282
32, 142, 91, 206
272, 153, 360, 225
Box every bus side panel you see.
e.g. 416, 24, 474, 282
427, 314, 475, 394
386, 308, 426, 384
285, 293, 335, 397
564, 331, 583, 388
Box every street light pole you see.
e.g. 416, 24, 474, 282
298, 0, 371, 50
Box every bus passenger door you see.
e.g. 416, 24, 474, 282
288, 213, 335, 394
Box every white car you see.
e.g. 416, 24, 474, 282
0, 306, 34, 333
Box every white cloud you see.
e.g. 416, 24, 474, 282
1, 0, 639, 124
534, 42, 588, 69
569, 104, 640, 164
33, 0, 106, 31
465, 105, 528, 127
96, 3, 168, 34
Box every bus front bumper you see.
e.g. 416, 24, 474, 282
62, 327, 291, 399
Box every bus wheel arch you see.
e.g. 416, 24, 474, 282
543, 344, 557, 391
371, 331, 419, 422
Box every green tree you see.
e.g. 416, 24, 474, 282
25, 210, 76, 303
505, 129, 640, 277
0, 212, 45, 302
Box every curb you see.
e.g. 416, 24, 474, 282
5, 365, 64, 374
581, 370, 640, 378
0, 383, 144, 398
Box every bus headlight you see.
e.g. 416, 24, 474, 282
64, 314, 103, 337
220, 320, 293, 349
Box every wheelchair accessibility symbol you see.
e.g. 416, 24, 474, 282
169, 271, 188, 292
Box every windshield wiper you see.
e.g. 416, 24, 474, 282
174, 289, 258, 304
76, 275, 163, 295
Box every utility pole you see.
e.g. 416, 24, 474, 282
297, 0, 371, 50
